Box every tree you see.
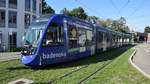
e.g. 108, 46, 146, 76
42, 0, 55, 14
118, 17, 126, 25
123, 26, 130, 33
97, 19, 107, 27
69, 7, 88, 20
59, 7, 130, 33
97, 19, 112, 28
60, 8, 70, 16
111, 20, 120, 31
87, 16, 98, 23
144, 26, 150, 33
111, 17, 129, 33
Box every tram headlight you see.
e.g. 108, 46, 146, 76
21, 47, 35, 55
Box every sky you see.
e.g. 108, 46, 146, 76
45, 0, 150, 32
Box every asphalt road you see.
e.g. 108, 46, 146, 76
133, 43, 150, 75
0, 52, 20, 62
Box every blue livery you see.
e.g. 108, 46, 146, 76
21, 14, 132, 67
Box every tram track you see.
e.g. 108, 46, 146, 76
0, 60, 35, 82
47, 48, 127, 84
77, 48, 127, 84
77, 60, 114, 84
0, 54, 108, 83
46, 51, 113, 84
0, 48, 128, 83
0, 58, 17, 63
0, 60, 23, 74
0, 67, 35, 82
0, 54, 113, 83
0, 65, 24, 75
0, 62, 23, 71
47, 64, 89, 84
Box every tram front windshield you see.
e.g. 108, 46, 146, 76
24, 21, 48, 47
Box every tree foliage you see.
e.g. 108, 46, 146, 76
144, 26, 150, 33
60, 7, 87, 20
60, 7, 129, 33
70, 7, 87, 20
41, 0, 130, 33
42, 0, 55, 14
111, 17, 129, 33
87, 16, 98, 23
97, 17, 129, 33
97, 19, 112, 27
60, 8, 70, 16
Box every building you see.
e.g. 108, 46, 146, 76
0, 0, 42, 51
147, 33, 150, 42
133, 32, 147, 42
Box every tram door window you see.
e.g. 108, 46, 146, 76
103, 32, 107, 51
122, 37, 124, 45
118, 37, 120, 45
68, 25, 78, 49
86, 30, 93, 46
97, 31, 103, 48
106, 33, 109, 47
119, 37, 122, 45
112, 34, 115, 46
0, 33, 2, 51
127, 37, 129, 44
115, 35, 118, 46
110, 33, 113, 46
42, 23, 64, 46
99, 32, 103, 43
120, 37, 122, 45
78, 29, 93, 47
78, 29, 86, 47
106, 33, 109, 42
124, 37, 126, 44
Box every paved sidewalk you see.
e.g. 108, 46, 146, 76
133, 43, 150, 76
0, 52, 20, 62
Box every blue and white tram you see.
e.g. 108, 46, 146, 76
21, 14, 95, 66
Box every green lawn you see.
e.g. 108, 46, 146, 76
0, 47, 150, 84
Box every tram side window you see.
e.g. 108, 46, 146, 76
86, 30, 93, 46
106, 33, 109, 42
98, 32, 103, 44
78, 29, 86, 47
112, 34, 115, 43
115, 35, 118, 43
68, 25, 77, 48
42, 23, 64, 46
110, 33, 113, 43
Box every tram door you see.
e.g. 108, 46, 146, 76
102, 32, 107, 51
0, 33, 2, 51
67, 24, 78, 53
41, 22, 66, 61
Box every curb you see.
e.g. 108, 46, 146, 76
129, 49, 150, 79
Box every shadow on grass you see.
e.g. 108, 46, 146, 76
7, 66, 30, 70
8, 46, 133, 71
